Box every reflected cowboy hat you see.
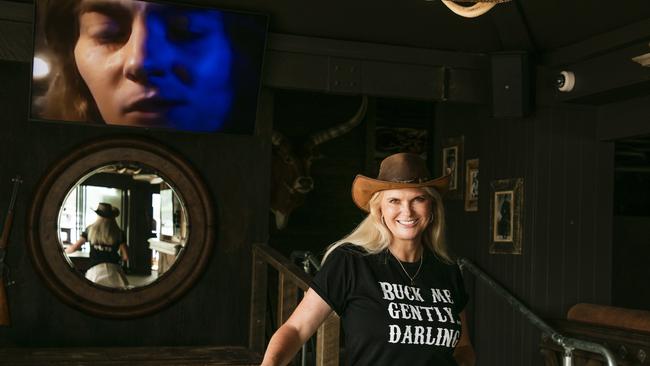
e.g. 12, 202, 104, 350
351, 153, 450, 212
94, 202, 120, 218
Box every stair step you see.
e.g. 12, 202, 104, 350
0, 346, 262, 365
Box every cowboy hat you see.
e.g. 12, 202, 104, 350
94, 202, 120, 218
351, 153, 450, 211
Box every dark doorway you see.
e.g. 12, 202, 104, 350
612, 135, 650, 310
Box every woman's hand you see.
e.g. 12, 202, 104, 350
453, 311, 476, 366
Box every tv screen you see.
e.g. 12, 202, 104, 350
30, 0, 268, 134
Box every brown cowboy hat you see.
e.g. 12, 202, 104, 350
95, 202, 120, 218
351, 153, 450, 212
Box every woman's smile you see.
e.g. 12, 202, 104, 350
380, 188, 432, 244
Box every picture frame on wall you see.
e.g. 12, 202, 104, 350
464, 159, 479, 212
441, 136, 464, 199
489, 178, 524, 255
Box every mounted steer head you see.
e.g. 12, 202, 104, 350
270, 96, 368, 230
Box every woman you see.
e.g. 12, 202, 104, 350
36, 0, 234, 132
65, 202, 130, 288
262, 153, 475, 366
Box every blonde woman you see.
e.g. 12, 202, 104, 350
65, 202, 129, 288
262, 153, 475, 366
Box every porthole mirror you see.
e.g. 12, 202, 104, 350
27, 137, 214, 318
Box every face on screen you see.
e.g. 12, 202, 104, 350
74, 0, 233, 132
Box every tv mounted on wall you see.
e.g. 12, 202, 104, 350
30, 0, 268, 134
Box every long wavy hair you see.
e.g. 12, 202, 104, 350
87, 217, 123, 246
323, 187, 452, 264
37, 0, 103, 123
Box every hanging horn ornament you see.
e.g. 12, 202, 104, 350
440, 0, 510, 18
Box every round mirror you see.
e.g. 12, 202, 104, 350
59, 163, 188, 289
28, 137, 214, 318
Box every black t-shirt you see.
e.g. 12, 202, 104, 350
311, 244, 468, 366
81, 230, 126, 268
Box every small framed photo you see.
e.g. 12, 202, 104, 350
489, 178, 524, 255
441, 136, 464, 199
464, 159, 479, 212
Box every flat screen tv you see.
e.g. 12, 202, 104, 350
30, 0, 268, 134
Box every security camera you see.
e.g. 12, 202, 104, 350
555, 71, 575, 92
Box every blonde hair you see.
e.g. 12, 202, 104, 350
323, 187, 452, 264
87, 217, 123, 246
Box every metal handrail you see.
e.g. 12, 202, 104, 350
457, 257, 617, 366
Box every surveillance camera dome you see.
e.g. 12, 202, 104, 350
555, 74, 566, 88
557, 71, 575, 92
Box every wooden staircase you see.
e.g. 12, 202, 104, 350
0, 346, 262, 365
0, 244, 339, 366
250, 244, 340, 366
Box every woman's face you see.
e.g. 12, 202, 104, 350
74, 0, 233, 132
380, 187, 432, 245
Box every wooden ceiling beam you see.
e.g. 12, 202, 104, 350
264, 33, 489, 103
551, 39, 650, 105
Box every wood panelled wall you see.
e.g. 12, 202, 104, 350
435, 102, 615, 366
0, 60, 271, 347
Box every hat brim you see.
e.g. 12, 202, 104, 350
351, 174, 451, 212
95, 207, 120, 218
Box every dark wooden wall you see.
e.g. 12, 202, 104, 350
0, 60, 271, 347
434, 94, 619, 364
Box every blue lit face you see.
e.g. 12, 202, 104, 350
74, 0, 234, 132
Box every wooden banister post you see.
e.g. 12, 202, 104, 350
249, 246, 268, 354
277, 272, 299, 327
315, 312, 340, 366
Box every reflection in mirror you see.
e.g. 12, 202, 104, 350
59, 162, 188, 289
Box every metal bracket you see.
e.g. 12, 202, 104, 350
329, 58, 361, 93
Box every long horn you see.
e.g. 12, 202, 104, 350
440, 1, 497, 18
304, 96, 368, 152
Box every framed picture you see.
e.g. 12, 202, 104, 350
489, 178, 524, 255
441, 136, 464, 199
464, 159, 479, 212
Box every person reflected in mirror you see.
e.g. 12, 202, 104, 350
37, 0, 234, 132
261, 153, 476, 366
65, 202, 130, 288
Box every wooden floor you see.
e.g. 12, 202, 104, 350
0, 346, 262, 365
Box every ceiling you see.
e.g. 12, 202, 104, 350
196, 0, 650, 54
7, 0, 650, 55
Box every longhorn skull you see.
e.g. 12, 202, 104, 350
439, 0, 509, 18
270, 96, 368, 230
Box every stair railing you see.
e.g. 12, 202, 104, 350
250, 243, 340, 366
458, 257, 617, 366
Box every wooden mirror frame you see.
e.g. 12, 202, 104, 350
27, 136, 215, 318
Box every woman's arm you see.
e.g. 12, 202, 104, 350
64, 237, 86, 253
453, 310, 476, 366
118, 243, 129, 262
261, 288, 333, 366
